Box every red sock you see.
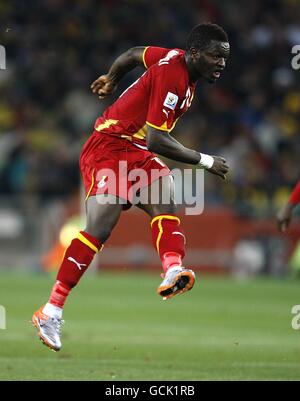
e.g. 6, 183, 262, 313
47, 281, 71, 308
48, 231, 103, 308
151, 214, 186, 273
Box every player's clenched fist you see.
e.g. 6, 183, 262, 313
207, 156, 229, 180
91, 74, 117, 99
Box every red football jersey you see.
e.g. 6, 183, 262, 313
94, 46, 196, 149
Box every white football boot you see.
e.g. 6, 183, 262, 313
32, 306, 64, 352
157, 266, 195, 300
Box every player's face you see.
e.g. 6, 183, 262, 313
192, 41, 230, 83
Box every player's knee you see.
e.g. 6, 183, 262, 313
156, 194, 176, 215
153, 202, 176, 216
84, 226, 112, 244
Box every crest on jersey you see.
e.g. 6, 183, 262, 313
163, 92, 178, 110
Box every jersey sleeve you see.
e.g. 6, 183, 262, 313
145, 64, 181, 132
289, 181, 300, 205
143, 46, 170, 69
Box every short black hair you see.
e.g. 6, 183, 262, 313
186, 23, 228, 51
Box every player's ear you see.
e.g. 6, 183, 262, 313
189, 47, 200, 59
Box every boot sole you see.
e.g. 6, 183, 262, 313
157, 270, 195, 300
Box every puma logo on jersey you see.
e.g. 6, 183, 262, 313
163, 92, 178, 110
163, 109, 170, 118
67, 257, 87, 271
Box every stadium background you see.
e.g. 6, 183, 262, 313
0, 0, 300, 381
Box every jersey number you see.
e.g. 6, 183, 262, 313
158, 50, 179, 66
180, 87, 193, 109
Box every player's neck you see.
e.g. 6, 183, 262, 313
184, 53, 199, 84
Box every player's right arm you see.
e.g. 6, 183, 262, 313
277, 181, 300, 232
91, 46, 169, 99
91, 47, 146, 98
147, 126, 229, 179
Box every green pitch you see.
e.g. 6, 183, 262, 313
0, 271, 300, 381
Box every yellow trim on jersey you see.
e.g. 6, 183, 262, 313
133, 125, 147, 140
95, 119, 118, 132
77, 232, 103, 253
151, 215, 181, 253
169, 118, 179, 132
146, 118, 179, 133
85, 168, 95, 201
121, 135, 132, 141
146, 121, 169, 132
142, 46, 150, 69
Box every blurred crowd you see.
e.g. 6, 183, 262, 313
0, 0, 299, 216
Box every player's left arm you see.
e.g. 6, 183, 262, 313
147, 126, 229, 179
91, 47, 146, 99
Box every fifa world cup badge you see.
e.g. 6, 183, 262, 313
163, 92, 178, 110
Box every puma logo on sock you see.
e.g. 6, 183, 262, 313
67, 257, 87, 271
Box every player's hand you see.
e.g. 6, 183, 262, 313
91, 74, 117, 99
207, 156, 229, 180
277, 204, 293, 232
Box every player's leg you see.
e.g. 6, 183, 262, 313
137, 175, 195, 300
32, 195, 122, 351
48, 195, 122, 309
